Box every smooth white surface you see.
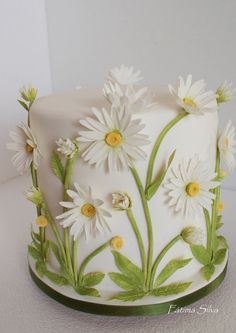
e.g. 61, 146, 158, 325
29, 87, 218, 294
45, 0, 236, 190
0, 0, 51, 183
0, 175, 235, 332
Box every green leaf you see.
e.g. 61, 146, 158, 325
18, 99, 29, 111
75, 287, 100, 297
109, 272, 137, 291
61, 265, 74, 285
109, 290, 146, 302
81, 272, 105, 287
44, 270, 68, 286
146, 149, 176, 200
49, 241, 64, 265
217, 235, 228, 249
201, 264, 215, 281
31, 231, 41, 242
111, 251, 144, 286
216, 215, 223, 230
51, 152, 65, 182
35, 260, 46, 278
190, 244, 211, 265
154, 258, 192, 287
151, 282, 192, 296
214, 248, 227, 265
28, 245, 41, 260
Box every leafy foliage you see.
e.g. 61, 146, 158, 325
51, 152, 65, 182
154, 258, 192, 287
214, 249, 227, 265
81, 272, 105, 287
75, 286, 100, 297
109, 290, 147, 302
151, 282, 192, 296
190, 244, 211, 265
201, 264, 215, 281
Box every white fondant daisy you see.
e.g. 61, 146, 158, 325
216, 81, 235, 104
56, 183, 111, 241
218, 120, 236, 171
103, 81, 157, 114
106, 64, 142, 85
6, 122, 41, 174
168, 74, 217, 115
56, 138, 78, 159
77, 107, 150, 172
165, 156, 220, 218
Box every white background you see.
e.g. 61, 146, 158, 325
1, 0, 236, 189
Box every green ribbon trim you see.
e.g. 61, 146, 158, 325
29, 261, 227, 316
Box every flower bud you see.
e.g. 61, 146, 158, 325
112, 192, 132, 210
181, 226, 204, 245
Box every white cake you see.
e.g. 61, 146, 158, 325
7, 66, 234, 314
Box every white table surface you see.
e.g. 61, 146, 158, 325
0, 175, 235, 333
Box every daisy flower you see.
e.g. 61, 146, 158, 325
77, 107, 150, 172
165, 156, 220, 218
106, 64, 142, 85
56, 183, 111, 241
218, 120, 236, 171
103, 81, 157, 114
168, 74, 217, 115
216, 81, 235, 104
6, 122, 41, 174
56, 138, 79, 159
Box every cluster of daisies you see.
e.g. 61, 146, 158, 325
6, 66, 236, 243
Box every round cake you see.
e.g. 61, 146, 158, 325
7, 66, 234, 315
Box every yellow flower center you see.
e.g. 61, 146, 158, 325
186, 182, 200, 197
81, 203, 96, 218
110, 236, 124, 250
25, 143, 33, 153
223, 137, 229, 147
105, 131, 123, 147
36, 215, 48, 228
217, 201, 224, 212
183, 97, 197, 108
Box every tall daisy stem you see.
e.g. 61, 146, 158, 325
130, 166, 153, 290
72, 240, 78, 285
126, 209, 147, 280
146, 112, 188, 189
150, 235, 181, 288
30, 164, 45, 259
203, 208, 211, 254
63, 156, 78, 280
210, 149, 221, 254
78, 241, 110, 285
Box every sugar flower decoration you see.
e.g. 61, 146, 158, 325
56, 183, 111, 241
7, 122, 41, 174
56, 138, 79, 159
26, 186, 43, 207
181, 226, 204, 245
106, 64, 142, 85
168, 74, 217, 115
103, 81, 157, 114
112, 192, 132, 210
216, 81, 235, 104
18, 85, 38, 111
36, 215, 48, 228
218, 120, 236, 171
77, 107, 150, 172
165, 156, 220, 218
110, 236, 124, 250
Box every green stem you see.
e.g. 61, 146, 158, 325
150, 235, 181, 288
78, 242, 110, 284
146, 112, 188, 189
126, 209, 147, 280
210, 149, 221, 254
130, 166, 153, 289
72, 240, 78, 285
42, 202, 67, 263
63, 156, 78, 281
203, 208, 211, 254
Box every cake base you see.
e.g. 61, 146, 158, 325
28, 255, 228, 316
